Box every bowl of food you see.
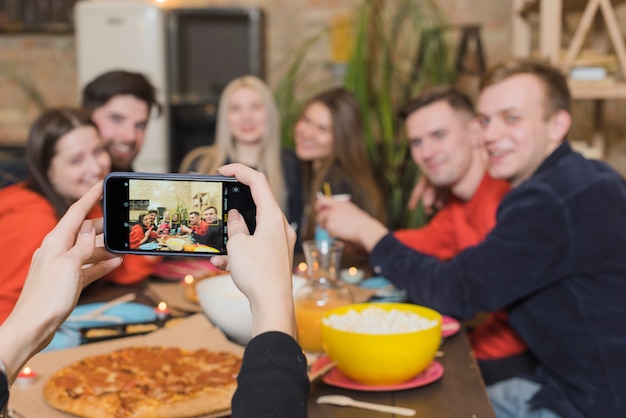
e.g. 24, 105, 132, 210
166, 238, 185, 251
196, 274, 307, 345
321, 303, 441, 385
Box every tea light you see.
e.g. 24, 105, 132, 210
155, 301, 171, 320
15, 366, 37, 387
183, 274, 196, 302
183, 274, 194, 286
296, 262, 308, 275
340, 267, 365, 284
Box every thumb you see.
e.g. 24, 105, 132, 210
226, 209, 250, 239
64, 220, 96, 264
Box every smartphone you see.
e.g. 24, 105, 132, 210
103, 172, 256, 256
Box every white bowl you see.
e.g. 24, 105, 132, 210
196, 274, 307, 345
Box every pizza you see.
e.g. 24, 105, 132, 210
43, 346, 241, 418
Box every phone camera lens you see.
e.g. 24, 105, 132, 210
232, 187, 240, 193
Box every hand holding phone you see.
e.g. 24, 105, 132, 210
103, 172, 256, 256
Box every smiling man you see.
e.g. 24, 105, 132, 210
316, 86, 529, 384
82, 70, 162, 172
317, 59, 626, 418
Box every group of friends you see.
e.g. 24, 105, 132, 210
129, 206, 223, 250
0, 56, 625, 418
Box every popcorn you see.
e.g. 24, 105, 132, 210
322, 306, 438, 334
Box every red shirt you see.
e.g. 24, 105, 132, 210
0, 183, 161, 324
394, 174, 527, 360
190, 220, 209, 236
129, 223, 157, 249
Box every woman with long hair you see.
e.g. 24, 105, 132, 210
130, 213, 158, 249
0, 108, 160, 323
294, 87, 386, 243
179, 75, 302, 230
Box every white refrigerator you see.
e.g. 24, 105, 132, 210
74, 0, 169, 173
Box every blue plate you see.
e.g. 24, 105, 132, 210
43, 302, 158, 352
64, 302, 158, 330
360, 276, 407, 302
42, 302, 156, 352
139, 242, 160, 250
43, 328, 82, 352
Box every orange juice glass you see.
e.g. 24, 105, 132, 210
295, 298, 351, 352
295, 240, 353, 352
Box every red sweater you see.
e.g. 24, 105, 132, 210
394, 174, 527, 360
0, 183, 161, 323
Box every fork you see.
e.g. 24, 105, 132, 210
317, 395, 416, 416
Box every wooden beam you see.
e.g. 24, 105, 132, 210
539, 0, 562, 63
563, 0, 601, 71
598, 0, 626, 79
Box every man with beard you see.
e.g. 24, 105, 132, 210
82, 70, 162, 172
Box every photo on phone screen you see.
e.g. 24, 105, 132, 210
103, 172, 256, 256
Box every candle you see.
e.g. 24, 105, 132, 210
183, 274, 197, 302
15, 366, 37, 387
183, 274, 194, 285
340, 267, 365, 284
155, 301, 171, 320
296, 262, 307, 275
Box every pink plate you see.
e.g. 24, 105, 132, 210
152, 259, 221, 280
312, 356, 444, 391
441, 315, 461, 338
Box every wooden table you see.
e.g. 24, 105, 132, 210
78, 279, 495, 417
308, 330, 495, 417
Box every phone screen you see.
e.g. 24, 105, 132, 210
104, 172, 256, 256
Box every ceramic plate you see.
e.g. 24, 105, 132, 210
194, 245, 220, 253
139, 242, 160, 250
360, 276, 407, 302
152, 259, 221, 280
312, 355, 444, 391
43, 303, 157, 352
441, 316, 461, 338
63, 302, 157, 330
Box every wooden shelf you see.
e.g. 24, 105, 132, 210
513, 0, 626, 159
517, 0, 626, 15
569, 81, 626, 99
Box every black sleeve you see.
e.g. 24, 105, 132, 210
0, 372, 8, 413
232, 331, 309, 418
191, 232, 207, 245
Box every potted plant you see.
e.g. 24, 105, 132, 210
275, 0, 457, 229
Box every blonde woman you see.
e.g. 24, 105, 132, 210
180, 76, 302, 231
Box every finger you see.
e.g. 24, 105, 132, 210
50, 182, 103, 240
210, 256, 229, 271
90, 218, 104, 234
217, 163, 281, 220
285, 220, 297, 267
81, 257, 123, 286
86, 247, 119, 265
315, 196, 335, 212
225, 209, 250, 239
62, 221, 97, 265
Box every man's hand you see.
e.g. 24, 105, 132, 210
315, 198, 388, 252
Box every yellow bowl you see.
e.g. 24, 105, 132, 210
321, 303, 442, 386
